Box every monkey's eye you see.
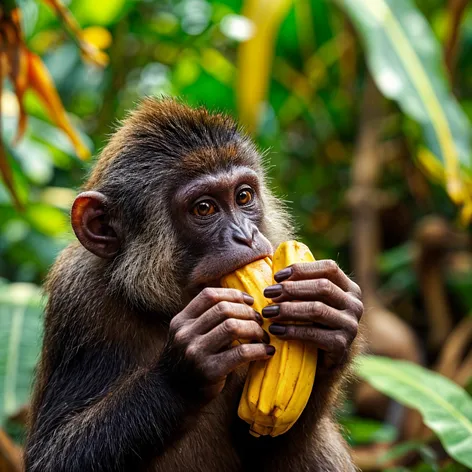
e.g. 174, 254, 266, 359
192, 201, 217, 217
236, 189, 253, 206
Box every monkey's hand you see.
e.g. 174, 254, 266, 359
261, 260, 363, 370
161, 288, 275, 403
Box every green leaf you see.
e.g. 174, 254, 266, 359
340, 416, 397, 445
357, 356, 472, 469
378, 242, 414, 274
0, 282, 44, 424
71, 0, 129, 26
380, 440, 429, 463
25, 203, 69, 237
446, 269, 472, 311
380, 440, 441, 469
339, 0, 472, 220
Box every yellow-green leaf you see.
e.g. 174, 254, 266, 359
339, 0, 472, 222
357, 356, 472, 469
237, 0, 293, 133
25, 203, 68, 236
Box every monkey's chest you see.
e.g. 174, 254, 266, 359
150, 368, 316, 472
150, 368, 247, 472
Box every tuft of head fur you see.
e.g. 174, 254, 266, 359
62, 97, 294, 314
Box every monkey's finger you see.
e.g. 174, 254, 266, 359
262, 302, 359, 335
199, 319, 268, 352
192, 301, 262, 334
268, 325, 350, 365
181, 287, 254, 320
264, 279, 354, 310
207, 344, 276, 380
274, 260, 362, 298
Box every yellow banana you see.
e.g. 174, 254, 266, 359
220, 257, 275, 420
221, 241, 318, 437
272, 340, 304, 418
270, 241, 318, 431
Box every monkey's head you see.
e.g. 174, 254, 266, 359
71, 98, 293, 315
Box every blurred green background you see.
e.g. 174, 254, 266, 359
1, 0, 472, 471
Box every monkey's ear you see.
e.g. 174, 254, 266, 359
71, 191, 120, 259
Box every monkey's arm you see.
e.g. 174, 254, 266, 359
24, 341, 194, 472
25, 284, 272, 472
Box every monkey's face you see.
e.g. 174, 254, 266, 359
69, 164, 274, 312
173, 165, 273, 291
69, 98, 293, 313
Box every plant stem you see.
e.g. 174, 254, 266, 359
444, 0, 469, 83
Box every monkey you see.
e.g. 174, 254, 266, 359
24, 98, 363, 472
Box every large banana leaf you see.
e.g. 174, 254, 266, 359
0, 281, 44, 425
339, 0, 472, 222
237, 0, 293, 133
357, 356, 472, 469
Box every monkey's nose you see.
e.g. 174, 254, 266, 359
231, 222, 255, 248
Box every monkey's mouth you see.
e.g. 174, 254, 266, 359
189, 230, 274, 292
192, 251, 272, 292
224, 254, 271, 277
194, 252, 272, 290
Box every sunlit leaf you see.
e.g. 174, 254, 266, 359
173, 54, 201, 88
0, 145, 22, 210
42, 0, 110, 67
71, 0, 128, 27
0, 4, 91, 207
26, 50, 90, 159
339, 0, 472, 223
40, 187, 76, 210
0, 144, 29, 208
0, 282, 43, 424
29, 30, 62, 55
81, 26, 112, 50
357, 356, 472, 469
151, 12, 179, 36
237, 0, 293, 133
25, 203, 68, 236
201, 48, 235, 86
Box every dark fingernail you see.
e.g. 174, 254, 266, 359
265, 345, 276, 356
274, 267, 292, 282
243, 293, 254, 305
269, 324, 286, 335
264, 284, 283, 298
262, 305, 280, 318
262, 330, 271, 344
254, 311, 263, 325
